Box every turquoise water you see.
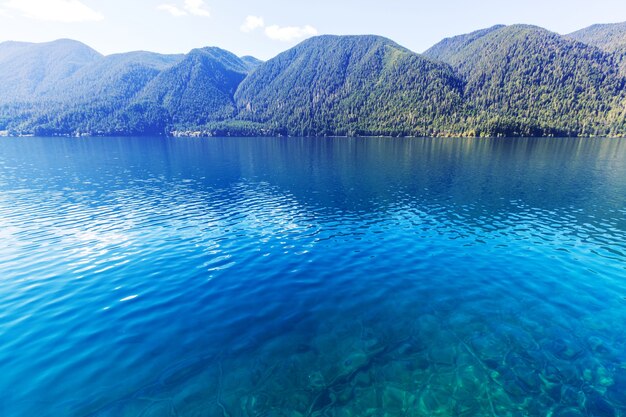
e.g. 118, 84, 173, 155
0, 136, 625, 417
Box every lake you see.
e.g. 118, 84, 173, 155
0, 136, 625, 417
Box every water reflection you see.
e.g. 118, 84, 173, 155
0, 136, 625, 416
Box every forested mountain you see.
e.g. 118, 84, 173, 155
1, 24, 625, 137
568, 22, 626, 53
240, 56, 263, 72
135, 47, 249, 127
424, 24, 626, 136
234, 35, 465, 136
568, 22, 626, 75
0, 44, 255, 135
0, 39, 101, 102
422, 25, 505, 66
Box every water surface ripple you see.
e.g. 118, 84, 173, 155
0, 137, 625, 416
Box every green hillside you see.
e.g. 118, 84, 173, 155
234, 35, 465, 136
424, 25, 626, 137
0, 45, 254, 135
568, 22, 626, 76
135, 47, 250, 128
1, 28, 625, 137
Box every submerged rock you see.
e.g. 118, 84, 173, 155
585, 392, 616, 417
551, 406, 585, 417
307, 371, 326, 389
547, 337, 585, 361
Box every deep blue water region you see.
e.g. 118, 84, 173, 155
0, 136, 625, 417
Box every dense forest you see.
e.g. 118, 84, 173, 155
568, 22, 626, 76
424, 25, 626, 137
234, 35, 466, 137
1, 23, 626, 137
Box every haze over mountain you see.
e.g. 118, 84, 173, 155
1, 22, 625, 137
567, 22, 626, 76
0, 39, 102, 101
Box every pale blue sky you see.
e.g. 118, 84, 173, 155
0, 0, 625, 59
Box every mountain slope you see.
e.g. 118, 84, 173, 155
568, 22, 626, 75
424, 25, 504, 65
135, 47, 250, 126
0, 49, 185, 135
240, 55, 263, 72
0, 45, 251, 135
1, 30, 626, 137
45, 51, 183, 102
39, 52, 184, 135
424, 25, 626, 136
0, 39, 102, 103
234, 35, 465, 136
568, 22, 626, 53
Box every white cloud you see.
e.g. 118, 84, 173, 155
157, 0, 210, 18
183, 0, 210, 17
239, 15, 318, 42
265, 24, 318, 42
157, 4, 187, 17
240, 15, 264, 33
3, 0, 103, 22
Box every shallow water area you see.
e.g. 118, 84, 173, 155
0, 136, 625, 416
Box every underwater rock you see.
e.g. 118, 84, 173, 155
159, 361, 204, 389
382, 386, 407, 413
585, 392, 616, 417
307, 371, 326, 389
539, 368, 562, 401
500, 368, 527, 398
453, 396, 482, 417
296, 343, 316, 354
454, 367, 482, 399
419, 388, 454, 415
540, 364, 563, 385
468, 332, 509, 361
557, 385, 581, 407
289, 391, 313, 412
397, 338, 427, 357
310, 389, 334, 413
333, 385, 355, 406
428, 344, 457, 366
488, 384, 521, 416
513, 367, 541, 395
353, 386, 378, 411
341, 351, 368, 374
594, 366, 614, 388
428, 368, 458, 391
416, 314, 441, 338
547, 337, 585, 361
241, 394, 264, 416
139, 400, 178, 417
352, 370, 372, 388
587, 336, 608, 353
605, 369, 626, 407
454, 350, 477, 369
551, 406, 585, 417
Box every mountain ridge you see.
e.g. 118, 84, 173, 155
1, 23, 626, 137
424, 24, 626, 136
567, 22, 626, 76
233, 34, 465, 136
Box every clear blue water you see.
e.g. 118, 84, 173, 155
0, 136, 625, 417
